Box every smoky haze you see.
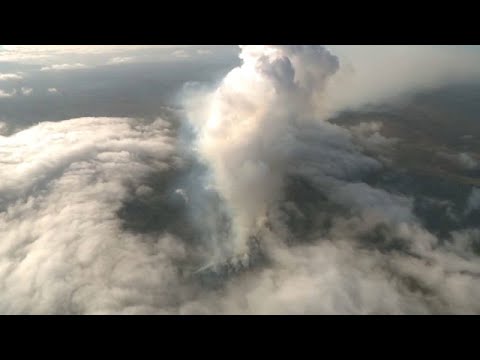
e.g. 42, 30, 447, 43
0, 45, 479, 314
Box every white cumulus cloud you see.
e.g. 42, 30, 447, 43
0, 73, 23, 81
40, 63, 88, 71
21, 87, 33, 95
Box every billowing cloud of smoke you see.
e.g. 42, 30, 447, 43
190, 45, 343, 253
188, 45, 480, 252
181, 45, 480, 313
188, 45, 416, 254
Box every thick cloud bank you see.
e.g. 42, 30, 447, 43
1, 45, 480, 314
0, 117, 188, 314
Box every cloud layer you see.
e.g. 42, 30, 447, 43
0, 117, 188, 314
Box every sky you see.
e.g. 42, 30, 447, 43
0, 45, 479, 314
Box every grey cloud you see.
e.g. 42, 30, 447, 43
172, 50, 190, 59
0, 73, 23, 81
0, 89, 16, 98
438, 151, 478, 170
107, 56, 136, 65
20, 87, 32, 95
466, 188, 480, 214
40, 63, 88, 71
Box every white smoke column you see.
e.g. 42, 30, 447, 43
195, 45, 339, 254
